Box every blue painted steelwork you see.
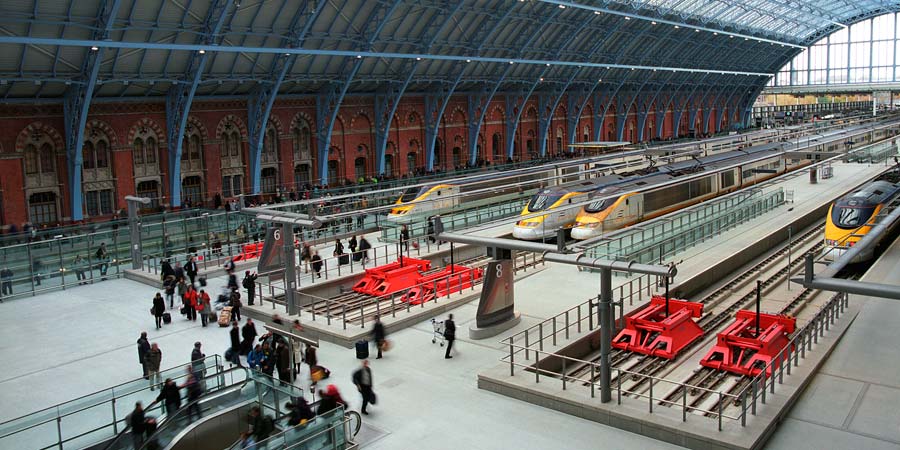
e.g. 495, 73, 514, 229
165, 0, 235, 207
423, 73, 465, 171
536, 69, 581, 157
315, 0, 405, 185
245, 1, 320, 194
566, 80, 601, 146
62, 0, 121, 220
0, 36, 776, 77
636, 73, 677, 142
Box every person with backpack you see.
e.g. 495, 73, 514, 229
242, 271, 258, 306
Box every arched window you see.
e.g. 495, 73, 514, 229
24, 144, 39, 174
134, 139, 144, 164
406, 152, 417, 172
28, 192, 58, 225
136, 180, 160, 209
293, 123, 311, 161
354, 157, 367, 181
263, 126, 278, 164
492, 133, 502, 161
327, 160, 339, 183
434, 139, 443, 168
230, 131, 240, 157
261, 167, 277, 193
583, 125, 590, 142
384, 154, 393, 176
181, 176, 203, 204
83, 141, 96, 169
146, 138, 156, 164
294, 164, 311, 188
555, 127, 563, 154
452, 147, 461, 168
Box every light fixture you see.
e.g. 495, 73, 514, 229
744, 37, 749, 41
558, 4, 565, 8
694, 29, 700, 32
91, 46, 99, 51
416, 57, 421, 61
713, 32, 718, 35
356, 55, 362, 58
198, 49, 205, 54
539, 77, 544, 81
466, 59, 471, 63
729, 35, 734, 38
651, 21, 657, 25
509, 61, 514, 64
624, 16, 631, 20
598, 79, 602, 82
674, 25, 679, 29
593, 11, 601, 15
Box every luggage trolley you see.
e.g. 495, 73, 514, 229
431, 319, 446, 346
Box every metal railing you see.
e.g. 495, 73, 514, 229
0, 355, 228, 450
499, 290, 851, 432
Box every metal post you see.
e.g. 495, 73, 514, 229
682, 386, 687, 421
590, 364, 596, 398
600, 268, 613, 403
718, 392, 723, 431
756, 280, 762, 337
665, 275, 670, 317
283, 223, 298, 316
562, 358, 567, 390
649, 377, 654, 413
509, 337, 515, 376
787, 226, 792, 291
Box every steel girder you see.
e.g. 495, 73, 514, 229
504, 76, 544, 159
379, 1, 466, 174
537, 68, 581, 157
423, 73, 465, 170
245, 2, 321, 194
165, 0, 235, 207
467, 69, 510, 165
63, 0, 121, 221
592, 75, 631, 141
636, 73, 677, 142
566, 79, 602, 146
315, 0, 410, 185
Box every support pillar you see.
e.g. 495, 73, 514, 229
126, 196, 151, 270
283, 222, 298, 316
599, 267, 613, 403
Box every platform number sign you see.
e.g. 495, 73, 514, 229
257, 227, 286, 273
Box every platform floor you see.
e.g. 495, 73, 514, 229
2, 162, 899, 450
765, 235, 900, 450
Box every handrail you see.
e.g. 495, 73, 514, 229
134, 366, 252, 450
0, 355, 222, 434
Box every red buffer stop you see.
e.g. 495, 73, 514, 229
612, 296, 704, 359
351, 258, 432, 296
699, 310, 796, 377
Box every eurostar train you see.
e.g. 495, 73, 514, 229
386, 154, 646, 224
824, 172, 900, 262
566, 121, 900, 241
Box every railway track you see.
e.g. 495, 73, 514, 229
563, 223, 827, 395
300, 253, 543, 324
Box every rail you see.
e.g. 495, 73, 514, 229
498, 289, 851, 432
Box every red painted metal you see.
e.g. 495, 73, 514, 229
232, 242, 264, 262
399, 265, 483, 305
699, 310, 797, 376
351, 258, 432, 296
612, 296, 705, 359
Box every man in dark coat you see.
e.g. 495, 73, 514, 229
241, 319, 258, 355
276, 342, 291, 386
352, 360, 375, 415
152, 294, 166, 329
229, 322, 242, 367
444, 314, 456, 359
242, 271, 258, 306
156, 378, 181, 416
129, 402, 146, 448
137, 332, 151, 379
184, 256, 199, 286
372, 315, 386, 359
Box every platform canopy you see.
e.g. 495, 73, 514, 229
568, 141, 634, 149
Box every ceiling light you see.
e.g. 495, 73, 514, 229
91, 45, 99, 51
674, 25, 679, 29
744, 37, 749, 41
284, 52, 290, 56
624, 16, 631, 20
651, 21, 657, 25
598, 79, 602, 82
558, 4, 565, 8
509, 61, 514, 64
729, 35, 734, 38
694, 29, 700, 32
416, 57, 421, 61
713, 32, 718, 35
546, 63, 551, 66
539, 77, 544, 81
198, 49, 205, 54
466, 59, 471, 63
356, 55, 362, 58
593, 11, 601, 15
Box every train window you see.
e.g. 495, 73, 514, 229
721, 171, 735, 188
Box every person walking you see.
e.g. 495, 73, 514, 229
32, 258, 43, 286
311, 250, 323, 278
349, 235, 358, 258
358, 236, 371, 264
333, 239, 345, 265
242, 271, 258, 306
184, 256, 199, 286
145, 343, 162, 390
156, 378, 181, 416
137, 332, 151, 379
160, 259, 174, 281
73, 255, 87, 285
163, 276, 176, 308
180, 368, 203, 423
399, 225, 410, 252
190, 342, 206, 378
198, 289, 211, 327
352, 360, 375, 415
443, 314, 456, 359
129, 402, 147, 449
248, 406, 274, 444
427, 217, 436, 244
229, 322, 242, 367
96, 243, 109, 280
177, 279, 188, 311
317, 385, 346, 415
301, 242, 312, 274
0, 267, 12, 296
184, 284, 198, 321
260, 342, 275, 377
152, 293, 166, 329
372, 315, 386, 359
241, 318, 258, 355
173, 262, 185, 284
276, 341, 291, 386
231, 291, 242, 322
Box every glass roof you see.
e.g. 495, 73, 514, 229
598, 0, 898, 42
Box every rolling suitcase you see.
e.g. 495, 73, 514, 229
339, 254, 350, 266
218, 306, 233, 327
198, 276, 207, 287
355, 340, 369, 359
162, 312, 172, 324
